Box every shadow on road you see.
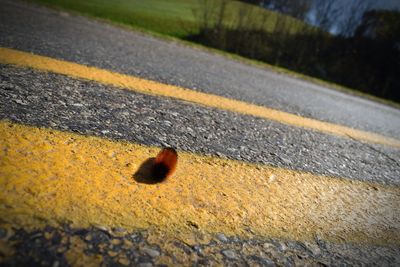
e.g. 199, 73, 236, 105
133, 157, 162, 184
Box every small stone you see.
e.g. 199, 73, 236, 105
216, 233, 228, 243
143, 247, 160, 258
44, 232, 53, 240
137, 263, 153, 267
221, 249, 236, 259
30, 232, 43, 239
95, 225, 110, 233
327, 169, 337, 175
277, 242, 287, 252
123, 240, 133, 248
263, 258, 276, 267
192, 245, 202, 254
52, 261, 60, 267
111, 239, 121, 245
108, 251, 118, 257
98, 243, 107, 252
231, 237, 240, 243
14, 99, 28, 105
118, 258, 130, 266
280, 157, 292, 164
113, 227, 127, 234
303, 242, 321, 256
57, 247, 67, 253
130, 233, 142, 243
216, 152, 226, 158
85, 234, 92, 241
263, 242, 277, 251
61, 236, 69, 244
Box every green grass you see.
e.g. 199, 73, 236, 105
27, 0, 311, 38
27, 0, 199, 37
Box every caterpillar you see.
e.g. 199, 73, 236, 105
152, 147, 178, 182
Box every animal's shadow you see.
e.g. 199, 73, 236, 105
133, 157, 164, 184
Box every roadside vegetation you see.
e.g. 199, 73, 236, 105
27, 0, 400, 105
27, 0, 311, 37
27, 0, 200, 37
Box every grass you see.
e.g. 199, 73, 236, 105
26, 0, 399, 109
27, 0, 199, 37
27, 0, 311, 37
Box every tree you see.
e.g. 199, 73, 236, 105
241, 0, 312, 20
355, 10, 400, 45
352, 10, 400, 97
336, 0, 370, 37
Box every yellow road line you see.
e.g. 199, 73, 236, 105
1, 47, 399, 149
1, 120, 399, 246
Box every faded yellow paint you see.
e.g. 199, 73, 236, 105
0, 47, 399, 148
1, 121, 399, 246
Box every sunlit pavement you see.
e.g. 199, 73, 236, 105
0, 0, 399, 266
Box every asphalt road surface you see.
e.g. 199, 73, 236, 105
1, 0, 400, 139
0, 0, 399, 266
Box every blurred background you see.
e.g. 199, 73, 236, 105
29, 0, 400, 104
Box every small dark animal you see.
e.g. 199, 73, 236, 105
152, 147, 178, 182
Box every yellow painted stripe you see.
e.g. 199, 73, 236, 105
1, 120, 399, 246
0, 47, 399, 149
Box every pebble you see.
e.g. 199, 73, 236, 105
85, 234, 92, 241
108, 251, 118, 257
113, 227, 126, 233
30, 232, 43, 239
216, 233, 229, 243
111, 239, 121, 245
71, 103, 83, 107
303, 241, 321, 256
277, 242, 287, 252
192, 245, 202, 254
221, 249, 237, 259
14, 99, 28, 105
263, 258, 276, 267
137, 263, 153, 267
118, 258, 130, 266
130, 233, 142, 243
143, 247, 160, 258
95, 225, 110, 233
44, 232, 53, 240
280, 157, 292, 164
123, 240, 133, 248
263, 242, 277, 251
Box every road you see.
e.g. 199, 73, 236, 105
1, 1, 400, 139
0, 0, 399, 266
